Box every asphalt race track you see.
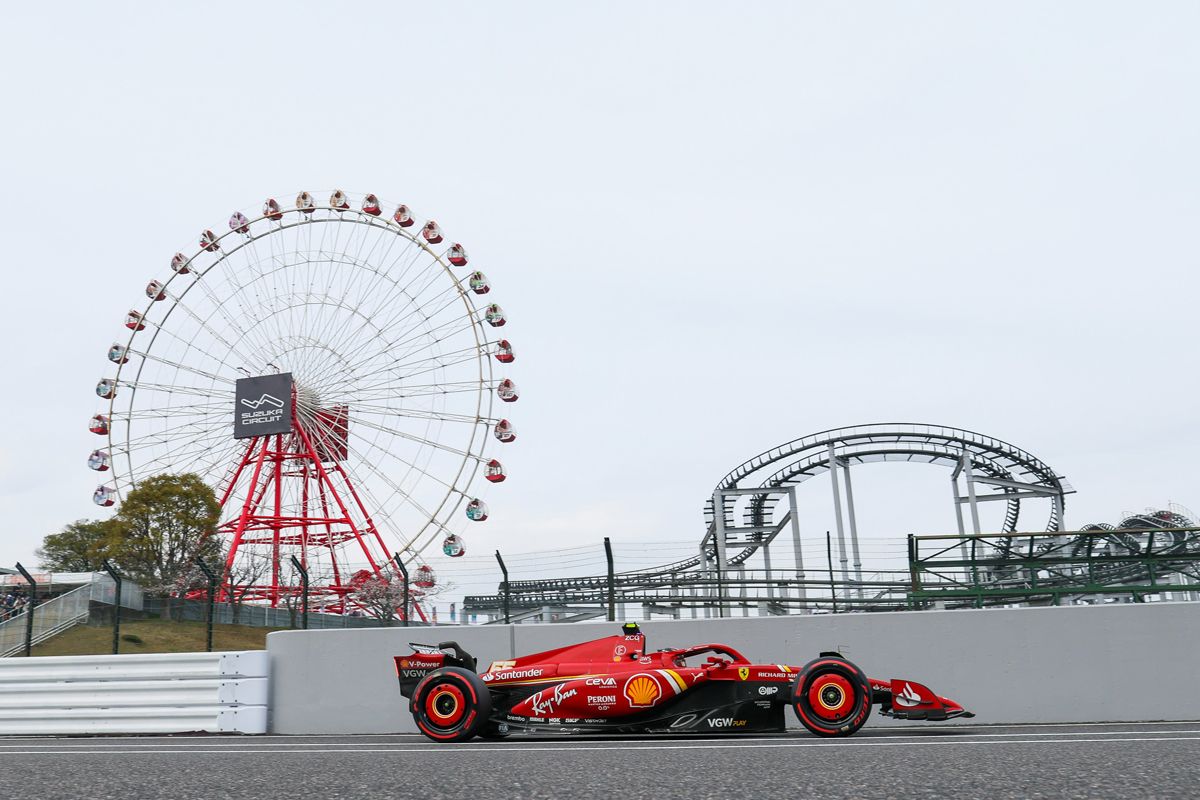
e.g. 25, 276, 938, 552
4, 722, 1199, 800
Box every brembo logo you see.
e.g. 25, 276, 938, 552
624, 674, 662, 707
240, 393, 284, 410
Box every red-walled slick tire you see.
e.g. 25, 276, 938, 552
411, 667, 492, 742
791, 656, 872, 737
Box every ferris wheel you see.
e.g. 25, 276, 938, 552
87, 190, 518, 612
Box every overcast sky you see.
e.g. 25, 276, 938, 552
2, 2, 1198, 604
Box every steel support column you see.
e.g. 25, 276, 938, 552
841, 459, 864, 598
712, 491, 729, 618
951, 454, 971, 578
963, 455, 982, 534
788, 487, 807, 608
762, 542, 775, 601
827, 444, 851, 589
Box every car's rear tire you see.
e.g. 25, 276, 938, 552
411, 667, 492, 742
791, 656, 872, 737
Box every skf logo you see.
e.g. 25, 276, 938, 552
738, 667, 750, 681
624, 674, 662, 707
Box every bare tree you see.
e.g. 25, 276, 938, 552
354, 569, 410, 626
281, 587, 301, 628
224, 557, 270, 624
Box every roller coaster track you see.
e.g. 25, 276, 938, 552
500, 425, 1072, 593
464, 427, 1200, 616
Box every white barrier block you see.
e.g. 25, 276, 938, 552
218, 677, 269, 706
0, 650, 269, 735
218, 705, 268, 734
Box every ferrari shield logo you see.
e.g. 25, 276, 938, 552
738, 667, 749, 681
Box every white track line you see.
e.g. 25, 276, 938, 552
6, 735, 1200, 756
867, 719, 1200, 731
3, 720, 1195, 743
5, 728, 1200, 750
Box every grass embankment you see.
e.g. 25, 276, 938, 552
30, 619, 287, 657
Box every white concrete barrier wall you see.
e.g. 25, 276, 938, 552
268, 602, 1200, 734
0, 651, 268, 735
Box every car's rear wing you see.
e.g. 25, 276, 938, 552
393, 641, 478, 698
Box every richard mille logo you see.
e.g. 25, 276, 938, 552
240, 393, 285, 410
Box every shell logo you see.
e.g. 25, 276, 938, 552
624, 674, 662, 707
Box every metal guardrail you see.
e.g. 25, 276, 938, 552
909, 528, 1200, 607
0, 584, 94, 657
0, 651, 268, 735
466, 569, 920, 618
142, 597, 407, 629
466, 529, 1200, 621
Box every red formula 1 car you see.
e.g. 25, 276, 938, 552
394, 623, 973, 742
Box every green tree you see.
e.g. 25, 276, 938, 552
36, 519, 119, 572
110, 473, 222, 616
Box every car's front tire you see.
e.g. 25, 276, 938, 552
411, 667, 492, 742
791, 655, 872, 737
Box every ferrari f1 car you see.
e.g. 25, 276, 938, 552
394, 622, 972, 742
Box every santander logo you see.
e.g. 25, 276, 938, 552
894, 682, 924, 708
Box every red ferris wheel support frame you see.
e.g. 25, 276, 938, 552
212, 399, 427, 621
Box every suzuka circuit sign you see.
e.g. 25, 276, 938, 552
234, 373, 293, 439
